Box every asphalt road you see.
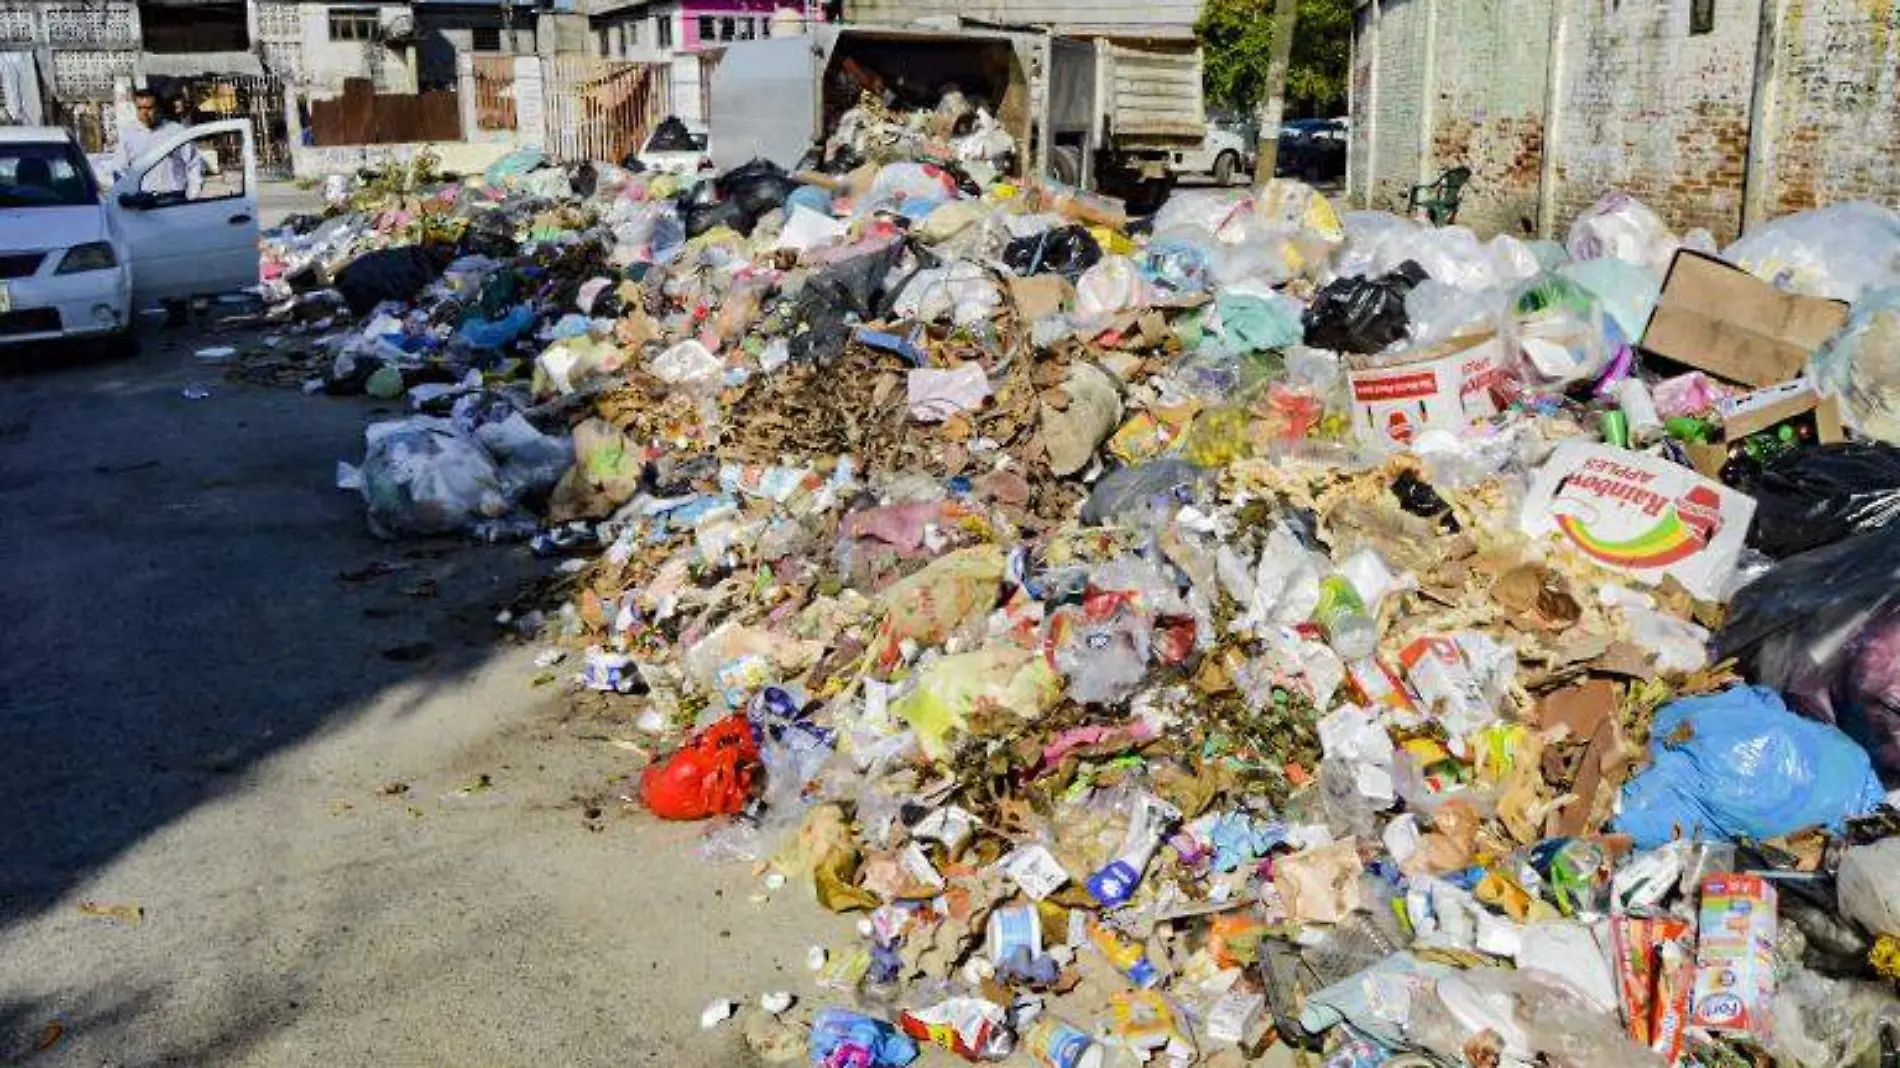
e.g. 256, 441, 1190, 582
0, 329, 848, 1066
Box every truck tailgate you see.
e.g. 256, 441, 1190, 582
1107, 45, 1204, 143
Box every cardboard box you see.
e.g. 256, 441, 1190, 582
1347, 333, 1510, 452
1689, 873, 1777, 1040
1640, 250, 1851, 388
1520, 442, 1756, 602
1682, 381, 1846, 480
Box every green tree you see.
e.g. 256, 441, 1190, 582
1198, 0, 1352, 119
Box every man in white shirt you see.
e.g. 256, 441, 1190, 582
115, 89, 204, 199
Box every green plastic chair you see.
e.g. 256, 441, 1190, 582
1407, 166, 1473, 226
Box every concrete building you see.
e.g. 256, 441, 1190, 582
584, 0, 817, 122
0, 1, 144, 146
254, 0, 421, 96
1347, 0, 1900, 242
412, 0, 541, 89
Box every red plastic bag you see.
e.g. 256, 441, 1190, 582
640, 714, 760, 820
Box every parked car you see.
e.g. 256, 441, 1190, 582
0, 120, 258, 353
1276, 118, 1348, 183
1176, 123, 1255, 186
634, 116, 712, 176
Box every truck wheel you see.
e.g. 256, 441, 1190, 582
1128, 175, 1175, 215
1051, 145, 1083, 187
1213, 150, 1238, 186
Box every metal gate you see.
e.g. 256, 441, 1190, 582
544, 57, 670, 164
183, 73, 292, 178
145, 72, 292, 178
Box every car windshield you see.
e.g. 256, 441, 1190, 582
0, 141, 98, 208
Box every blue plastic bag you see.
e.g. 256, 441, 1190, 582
809, 1008, 918, 1067
1616, 685, 1884, 848
456, 304, 535, 350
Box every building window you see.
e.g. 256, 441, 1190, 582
761, 18, 771, 37
698, 15, 715, 40
736, 17, 755, 39
622, 21, 637, 51
1689, 0, 1715, 33
656, 14, 673, 48
472, 25, 502, 51
328, 7, 380, 42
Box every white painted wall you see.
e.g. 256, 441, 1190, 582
295, 2, 417, 97
590, 2, 681, 64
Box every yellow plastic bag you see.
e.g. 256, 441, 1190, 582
1179, 405, 1257, 468
893, 648, 1062, 760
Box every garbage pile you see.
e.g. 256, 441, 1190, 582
268, 143, 1900, 1065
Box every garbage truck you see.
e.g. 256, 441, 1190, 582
707, 19, 1207, 211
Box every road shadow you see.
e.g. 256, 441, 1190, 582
0, 331, 546, 931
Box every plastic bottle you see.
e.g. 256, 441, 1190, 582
1087, 920, 1160, 988
1313, 574, 1376, 660
1085, 794, 1179, 907
1033, 177, 1130, 229
1614, 377, 1663, 443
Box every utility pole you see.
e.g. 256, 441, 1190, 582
1252, 0, 1300, 185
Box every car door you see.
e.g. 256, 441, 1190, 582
111, 118, 258, 308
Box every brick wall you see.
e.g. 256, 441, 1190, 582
1347, 2, 1375, 202
1764, 0, 1900, 216
1348, 0, 1900, 245
1549, 0, 1759, 242
1370, 0, 1429, 213
1427, 0, 1553, 235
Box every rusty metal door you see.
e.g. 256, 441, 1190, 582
472, 55, 516, 132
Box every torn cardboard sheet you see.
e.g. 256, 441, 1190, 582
1682, 381, 1845, 480
1640, 250, 1850, 388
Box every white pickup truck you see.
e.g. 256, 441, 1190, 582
1173, 125, 1254, 186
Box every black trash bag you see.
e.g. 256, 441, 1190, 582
456, 214, 519, 260
714, 158, 800, 220
1718, 523, 1900, 787
790, 240, 908, 363
821, 143, 865, 175
935, 161, 984, 199
1740, 442, 1900, 558
324, 353, 384, 395
335, 246, 440, 316
673, 161, 800, 238
280, 212, 325, 235
680, 197, 752, 239
1302, 260, 1428, 354
285, 263, 326, 295
1390, 469, 1460, 532
647, 116, 699, 153
1003, 226, 1102, 278
570, 160, 599, 199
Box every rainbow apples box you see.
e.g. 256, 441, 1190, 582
1520, 442, 1756, 601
